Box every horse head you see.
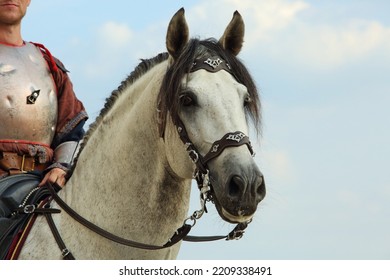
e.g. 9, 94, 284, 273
158, 8, 265, 224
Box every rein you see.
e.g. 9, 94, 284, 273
42, 182, 248, 259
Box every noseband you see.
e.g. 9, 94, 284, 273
176, 118, 254, 179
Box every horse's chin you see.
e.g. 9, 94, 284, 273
214, 203, 254, 224
222, 208, 254, 224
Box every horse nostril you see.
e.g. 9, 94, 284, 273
228, 175, 245, 198
227, 174, 266, 202
256, 176, 266, 201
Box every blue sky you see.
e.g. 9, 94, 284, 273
23, 0, 389, 259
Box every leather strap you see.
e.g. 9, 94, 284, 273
0, 152, 47, 174
175, 118, 254, 176
44, 182, 192, 250
202, 131, 254, 166
44, 211, 75, 260
184, 221, 248, 242
191, 56, 239, 81
42, 182, 246, 259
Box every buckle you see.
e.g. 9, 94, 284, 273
20, 154, 26, 173
226, 221, 250, 241
20, 154, 35, 172
62, 248, 71, 258
23, 204, 36, 214
226, 229, 245, 240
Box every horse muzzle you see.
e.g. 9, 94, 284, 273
174, 124, 265, 223
209, 152, 266, 224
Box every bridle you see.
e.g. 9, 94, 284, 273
33, 56, 256, 259
176, 55, 255, 227
174, 117, 255, 228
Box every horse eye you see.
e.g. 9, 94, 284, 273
180, 94, 196, 107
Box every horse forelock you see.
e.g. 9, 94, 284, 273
157, 38, 261, 138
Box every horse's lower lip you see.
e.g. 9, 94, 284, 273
221, 208, 253, 224
211, 191, 254, 223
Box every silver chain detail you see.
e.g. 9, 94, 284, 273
183, 170, 211, 227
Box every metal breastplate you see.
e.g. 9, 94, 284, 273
0, 42, 58, 145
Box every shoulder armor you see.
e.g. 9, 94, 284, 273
52, 56, 69, 73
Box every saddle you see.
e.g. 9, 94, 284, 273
0, 173, 46, 259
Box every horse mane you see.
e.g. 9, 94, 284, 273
85, 52, 169, 141
157, 38, 261, 137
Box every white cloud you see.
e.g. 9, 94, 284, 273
226, 0, 309, 41
82, 21, 134, 79
282, 19, 390, 68
99, 21, 133, 49
186, 0, 308, 41
186, 0, 390, 69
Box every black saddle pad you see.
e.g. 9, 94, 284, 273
0, 174, 42, 259
0, 173, 41, 217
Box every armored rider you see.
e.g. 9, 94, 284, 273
0, 1, 88, 189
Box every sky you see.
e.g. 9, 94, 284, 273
22, 0, 390, 260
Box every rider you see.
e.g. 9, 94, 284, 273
0, 0, 88, 187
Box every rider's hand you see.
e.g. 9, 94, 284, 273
39, 167, 67, 188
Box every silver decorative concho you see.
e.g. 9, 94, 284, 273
191, 56, 233, 75
204, 57, 223, 69
226, 132, 246, 143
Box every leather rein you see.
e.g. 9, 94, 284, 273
38, 56, 255, 259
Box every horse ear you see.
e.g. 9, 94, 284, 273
219, 11, 245, 56
166, 8, 189, 59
